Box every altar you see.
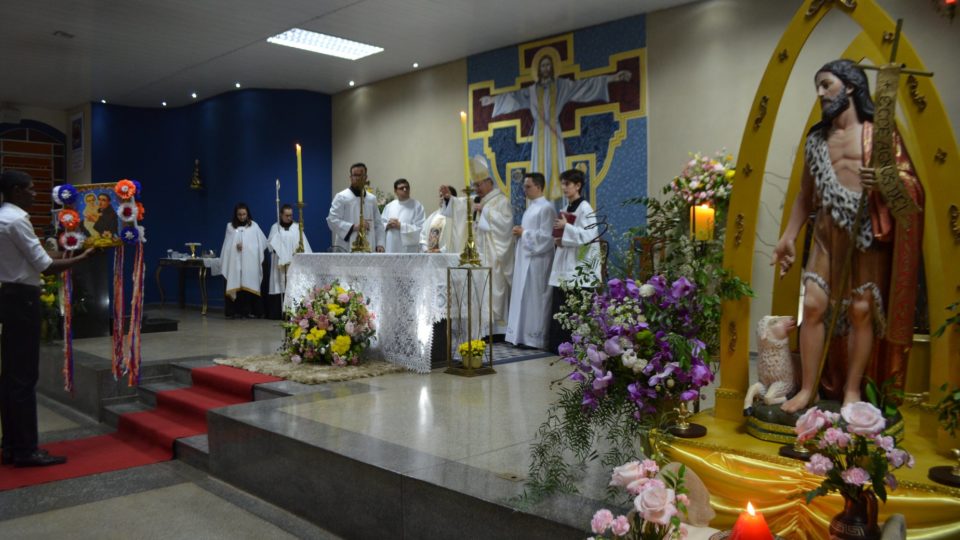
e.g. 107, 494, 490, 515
284, 253, 460, 373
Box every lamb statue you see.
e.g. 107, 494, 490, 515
743, 315, 797, 416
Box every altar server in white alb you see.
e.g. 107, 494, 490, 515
547, 168, 601, 353
326, 162, 385, 252
506, 172, 556, 349
266, 203, 312, 319
381, 178, 425, 253
420, 185, 466, 253
470, 155, 515, 331
220, 202, 268, 319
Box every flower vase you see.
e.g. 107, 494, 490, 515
462, 353, 482, 369
829, 491, 880, 540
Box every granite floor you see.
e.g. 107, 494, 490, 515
7, 305, 733, 539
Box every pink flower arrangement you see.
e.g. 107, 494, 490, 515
669, 151, 735, 206
795, 402, 913, 504
281, 280, 376, 366
590, 460, 688, 540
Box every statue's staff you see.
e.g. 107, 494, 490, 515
809, 19, 930, 406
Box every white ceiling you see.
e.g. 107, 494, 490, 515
0, 0, 698, 110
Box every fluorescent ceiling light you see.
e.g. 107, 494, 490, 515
267, 28, 383, 61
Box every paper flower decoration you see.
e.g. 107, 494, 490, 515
118, 201, 138, 222
58, 209, 81, 230
59, 231, 85, 251
120, 225, 141, 244
52, 184, 79, 206
114, 179, 137, 200
132, 180, 142, 197
136, 202, 145, 221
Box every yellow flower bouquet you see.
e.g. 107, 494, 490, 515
281, 280, 376, 366
458, 339, 486, 368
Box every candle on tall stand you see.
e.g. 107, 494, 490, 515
458, 111, 481, 266
460, 111, 470, 187
295, 144, 306, 253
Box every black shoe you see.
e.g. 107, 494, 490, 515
14, 450, 67, 468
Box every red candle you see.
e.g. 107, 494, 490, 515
730, 502, 773, 540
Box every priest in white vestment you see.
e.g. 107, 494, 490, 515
381, 178, 425, 254
220, 203, 268, 318
478, 48, 631, 200
548, 169, 602, 352
470, 155, 515, 332
420, 186, 467, 253
326, 163, 385, 253
506, 173, 557, 349
266, 204, 312, 319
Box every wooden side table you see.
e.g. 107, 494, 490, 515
155, 257, 210, 315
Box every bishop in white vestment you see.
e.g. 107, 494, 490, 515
381, 179, 425, 254
326, 163, 385, 252
506, 174, 556, 349
471, 157, 514, 330
220, 203, 268, 318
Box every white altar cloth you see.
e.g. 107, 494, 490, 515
284, 253, 461, 373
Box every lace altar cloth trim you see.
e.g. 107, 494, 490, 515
285, 253, 461, 373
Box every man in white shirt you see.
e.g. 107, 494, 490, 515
326, 163, 385, 253
266, 204, 311, 319
506, 173, 556, 349
381, 179, 425, 254
220, 203, 268, 319
470, 156, 515, 332
1, 170, 94, 467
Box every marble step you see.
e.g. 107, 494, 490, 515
175, 434, 209, 472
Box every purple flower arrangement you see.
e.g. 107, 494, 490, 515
558, 276, 714, 424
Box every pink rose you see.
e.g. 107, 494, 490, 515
840, 467, 871, 486
610, 461, 645, 494
639, 458, 659, 477
676, 493, 690, 506
841, 401, 885, 436
298, 318, 310, 329
290, 355, 302, 364
820, 427, 851, 449
634, 480, 676, 526
805, 453, 833, 476
610, 515, 630, 536
795, 407, 832, 442
591, 509, 614, 534
338, 293, 350, 304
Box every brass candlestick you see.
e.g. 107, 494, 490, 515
351, 182, 371, 253
459, 185, 481, 266
296, 201, 306, 253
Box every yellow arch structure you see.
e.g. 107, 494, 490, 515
715, 0, 960, 429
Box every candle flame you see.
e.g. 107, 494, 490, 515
747, 502, 755, 516
700, 203, 711, 209
295, 143, 301, 150
460, 111, 467, 120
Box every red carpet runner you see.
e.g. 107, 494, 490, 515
0, 365, 281, 491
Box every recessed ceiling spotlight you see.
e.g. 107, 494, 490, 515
162, 101, 167, 107
100, 99, 107, 104
348, 80, 355, 87
235, 82, 241, 88
267, 28, 383, 61
412, 62, 419, 68
191, 92, 198, 99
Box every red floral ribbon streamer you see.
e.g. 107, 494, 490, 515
61, 269, 74, 392
125, 242, 146, 385
112, 244, 126, 379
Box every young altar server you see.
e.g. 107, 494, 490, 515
381, 178, 425, 253
265, 203, 311, 319
547, 168, 601, 353
505, 172, 556, 349
220, 202, 268, 319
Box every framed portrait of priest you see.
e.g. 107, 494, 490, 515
76, 183, 122, 248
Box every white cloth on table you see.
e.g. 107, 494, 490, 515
549, 199, 601, 287
284, 253, 460, 373
201, 257, 222, 276
506, 197, 556, 349
326, 188, 385, 252
219, 221, 267, 300
381, 198, 425, 254
267, 222, 311, 294
474, 189, 514, 327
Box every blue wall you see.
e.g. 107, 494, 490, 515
92, 89, 332, 308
